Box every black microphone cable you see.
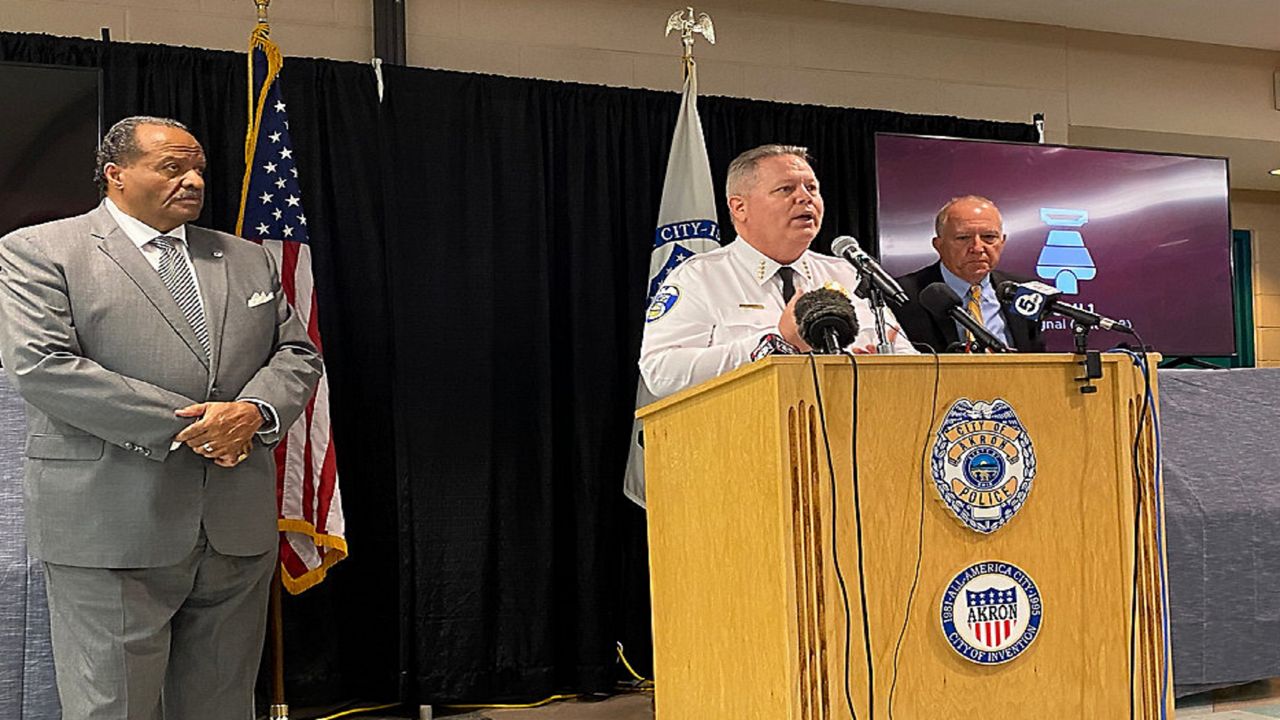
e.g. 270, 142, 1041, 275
840, 351, 876, 718
807, 352, 860, 720
886, 345, 942, 720
1113, 331, 1167, 720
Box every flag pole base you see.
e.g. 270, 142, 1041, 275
269, 703, 289, 720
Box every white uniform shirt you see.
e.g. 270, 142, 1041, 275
639, 237, 916, 399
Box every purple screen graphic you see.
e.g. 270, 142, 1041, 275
875, 134, 1234, 356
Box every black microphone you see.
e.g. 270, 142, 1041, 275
795, 288, 859, 353
830, 235, 908, 308
996, 280, 1135, 335
919, 282, 1011, 353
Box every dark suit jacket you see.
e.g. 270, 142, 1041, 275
893, 262, 1046, 353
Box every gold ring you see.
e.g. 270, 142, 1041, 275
236, 452, 249, 462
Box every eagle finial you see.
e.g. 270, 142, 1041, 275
665, 7, 716, 62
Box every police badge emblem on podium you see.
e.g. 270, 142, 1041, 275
930, 398, 1037, 534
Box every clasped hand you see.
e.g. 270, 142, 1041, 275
174, 401, 263, 467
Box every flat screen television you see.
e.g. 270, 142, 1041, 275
0, 62, 101, 238
875, 133, 1234, 357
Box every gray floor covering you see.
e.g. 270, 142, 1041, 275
293, 684, 1280, 719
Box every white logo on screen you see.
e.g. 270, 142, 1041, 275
1013, 292, 1043, 318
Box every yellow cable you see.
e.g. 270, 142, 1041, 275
444, 693, 581, 710
314, 702, 402, 720
330, 644, 652, 716
616, 642, 653, 686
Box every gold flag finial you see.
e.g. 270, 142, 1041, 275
254, 0, 271, 24
664, 6, 716, 77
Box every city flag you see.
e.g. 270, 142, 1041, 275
623, 61, 720, 507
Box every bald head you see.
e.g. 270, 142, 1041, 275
931, 196, 1007, 285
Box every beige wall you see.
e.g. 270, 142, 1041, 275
404, 0, 1280, 148
7, 0, 1280, 357
5, 1, 1278, 149
0, 0, 372, 61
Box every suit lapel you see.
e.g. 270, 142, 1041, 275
999, 304, 1030, 349
92, 207, 210, 369
187, 229, 228, 379
922, 263, 962, 350
991, 271, 1031, 350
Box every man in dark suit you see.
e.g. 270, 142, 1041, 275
0, 116, 323, 720
893, 195, 1045, 353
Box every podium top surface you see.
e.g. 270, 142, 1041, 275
637, 352, 1150, 419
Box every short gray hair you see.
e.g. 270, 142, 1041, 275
94, 116, 191, 194
726, 144, 813, 199
934, 195, 1000, 236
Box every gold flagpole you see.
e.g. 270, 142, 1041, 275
664, 6, 715, 81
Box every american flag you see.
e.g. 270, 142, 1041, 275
236, 25, 347, 594
966, 586, 1019, 649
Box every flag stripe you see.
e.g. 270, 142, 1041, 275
281, 240, 301, 311
314, 414, 339, 530
308, 379, 334, 523
301, 398, 317, 525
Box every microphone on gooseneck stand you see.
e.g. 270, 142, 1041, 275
795, 288, 860, 354
919, 282, 1011, 353
830, 235, 909, 308
996, 280, 1134, 335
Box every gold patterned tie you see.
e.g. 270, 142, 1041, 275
966, 284, 984, 346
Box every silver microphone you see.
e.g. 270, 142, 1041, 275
830, 235, 908, 308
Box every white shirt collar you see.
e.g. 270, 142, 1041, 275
103, 197, 188, 250
730, 236, 811, 286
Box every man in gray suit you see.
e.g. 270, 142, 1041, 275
0, 116, 323, 719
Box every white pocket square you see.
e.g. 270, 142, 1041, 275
247, 291, 274, 308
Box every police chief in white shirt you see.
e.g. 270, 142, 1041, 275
640, 144, 916, 399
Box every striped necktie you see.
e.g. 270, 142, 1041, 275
152, 236, 209, 357
966, 284, 984, 346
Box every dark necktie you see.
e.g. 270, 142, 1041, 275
152, 236, 210, 357
778, 266, 797, 304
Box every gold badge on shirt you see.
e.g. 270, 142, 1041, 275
823, 281, 853, 299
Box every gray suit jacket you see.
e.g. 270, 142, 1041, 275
0, 203, 324, 568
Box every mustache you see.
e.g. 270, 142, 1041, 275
172, 191, 203, 201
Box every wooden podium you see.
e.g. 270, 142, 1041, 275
639, 354, 1172, 719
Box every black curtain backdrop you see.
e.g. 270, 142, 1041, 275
0, 31, 1035, 705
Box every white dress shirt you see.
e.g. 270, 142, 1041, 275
639, 237, 917, 399
103, 198, 205, 315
